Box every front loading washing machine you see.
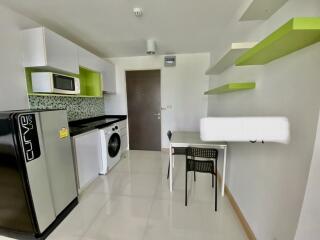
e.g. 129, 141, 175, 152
99, 123, 121, 174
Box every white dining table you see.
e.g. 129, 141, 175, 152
169, 131, 228, 196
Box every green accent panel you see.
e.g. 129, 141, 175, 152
28, 93, 102, 98
204, 82, 256, 95
79, 67, 102, 97
236, 17, 320, 65
25, 68, 32, 93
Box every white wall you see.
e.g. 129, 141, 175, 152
207, 0, 320, 239
104, 53, 210, 148
0, 5, 38, 111
294, 110, 320, 240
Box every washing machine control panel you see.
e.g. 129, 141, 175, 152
112, 125, 119, 131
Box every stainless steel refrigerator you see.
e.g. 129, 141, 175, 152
0, 110, 78, 239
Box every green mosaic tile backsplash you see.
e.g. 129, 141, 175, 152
29, 96, 105, 121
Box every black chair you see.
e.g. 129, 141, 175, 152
166, 131, 186, 179
185, 147, 218, 211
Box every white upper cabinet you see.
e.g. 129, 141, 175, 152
22, 26, 116, 93
22, 27, 79, 74
100, 59, 116, 94
77, 47, 101, 72
78, 47, 116, 93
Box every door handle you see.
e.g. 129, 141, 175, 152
153, 113, 161, 120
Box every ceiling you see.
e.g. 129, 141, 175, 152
0, 0, 250, 58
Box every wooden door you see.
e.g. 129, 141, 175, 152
126, 70, 161, 151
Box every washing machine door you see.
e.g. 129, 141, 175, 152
108, 133, 121, 158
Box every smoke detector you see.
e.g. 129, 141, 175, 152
146, 39, 156, 55
133, 7, 143, 17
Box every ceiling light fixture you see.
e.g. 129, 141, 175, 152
146, 39, 156, 55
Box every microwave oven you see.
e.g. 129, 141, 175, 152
31, 72, 81, 95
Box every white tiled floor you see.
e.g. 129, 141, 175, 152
48, 150, 248, 240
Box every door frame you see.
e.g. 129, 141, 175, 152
124, 68, 163, 150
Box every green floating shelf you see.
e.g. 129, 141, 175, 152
236, 17, 320, 66
205, 42, 257, 75
204, 82, 256, 95
240, 0, 288, 21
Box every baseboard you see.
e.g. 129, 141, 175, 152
218, 174, 256, 240
161, 148, 169, 153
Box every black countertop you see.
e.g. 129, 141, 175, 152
69, 115, 127, 136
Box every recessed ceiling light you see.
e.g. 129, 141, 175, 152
133, 7, 143, 17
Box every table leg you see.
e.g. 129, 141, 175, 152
172, 153, 175, 168
222, 146, 227, 196
169, 143, 173, 192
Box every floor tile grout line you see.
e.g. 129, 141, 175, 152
74, 151, 246, 240
78, 159, 163, 240
78, 195, 111, 240
141, 171, 163, 240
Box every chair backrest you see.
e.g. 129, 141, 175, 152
185, 147, 218, 173
167, 130, 172, 141
186, 147, 218, 159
